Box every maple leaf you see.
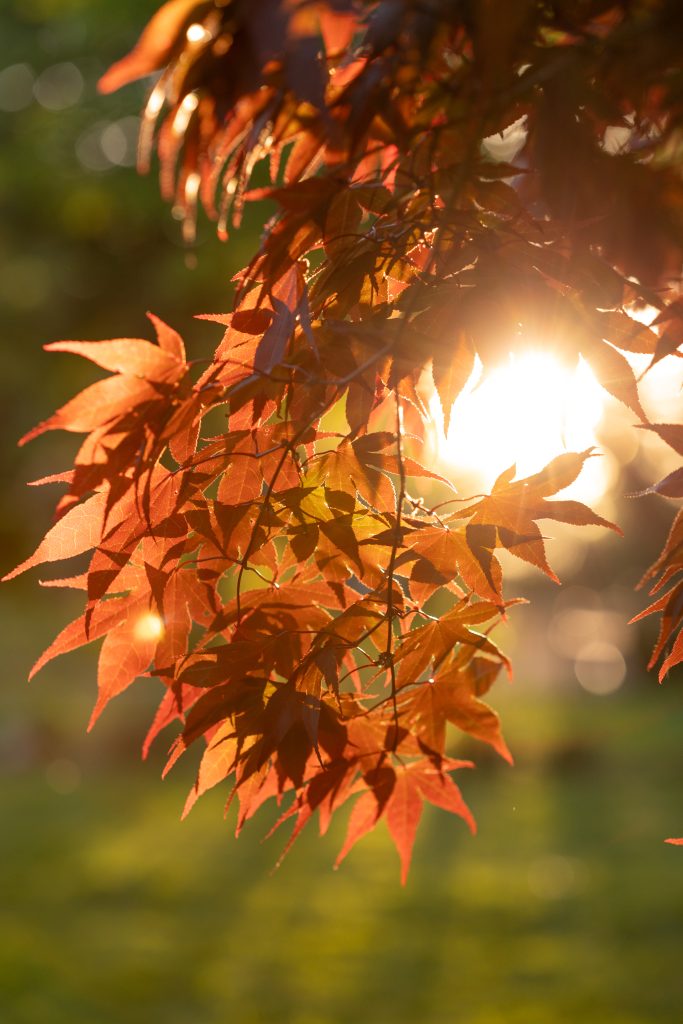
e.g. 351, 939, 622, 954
89, 617, 159, 730
3, 491, 109, 582
393, 599, 510, 689
400, 663, 513, 764
44, 336, 183, 382
453, 451, 621, 591
182, 722, 238, 819
336, 758, 475, 884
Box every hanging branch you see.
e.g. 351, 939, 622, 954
5, 0, 683, 881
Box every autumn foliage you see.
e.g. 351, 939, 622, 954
6, 0, 683, 879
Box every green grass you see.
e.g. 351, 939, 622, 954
2, 679, 683, 1024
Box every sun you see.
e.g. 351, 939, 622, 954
433, 350, 608, 500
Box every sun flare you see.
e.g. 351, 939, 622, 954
434, 351, 608, 501
134, 611, 165, 643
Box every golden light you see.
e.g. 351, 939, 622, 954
172, 92, 199, 135
186, 22, 210, 44
144, 82, 166, 119
433, 351, 609, 502
134, 611, 165, 643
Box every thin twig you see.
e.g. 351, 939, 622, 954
384, 390, 407, 749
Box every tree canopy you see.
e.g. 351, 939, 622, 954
5, 0, 683, 880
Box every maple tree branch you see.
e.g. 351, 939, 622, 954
234, 396, 333, 623
233, 334, 400, 622
235, 441, 293, 625
16, 0, 683, 879
384, 390, 407, 749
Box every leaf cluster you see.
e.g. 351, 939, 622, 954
7, 0, 683, 878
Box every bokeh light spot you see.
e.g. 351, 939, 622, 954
186, 23, 210, 44
0, 63, 35, 112
33, 61, 83, 110
134, 612, 165, 643
574, 641, 626, 695
100, 120, 131, 167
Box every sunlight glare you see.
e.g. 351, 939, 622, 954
186, 23, 210, 44
434, 351, 608, 500
134, 611, 165, 643
624, 304, 683, 421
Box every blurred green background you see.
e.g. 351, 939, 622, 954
2, 3, 683, 1023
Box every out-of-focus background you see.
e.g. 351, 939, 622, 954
1, 4, 683, 1023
